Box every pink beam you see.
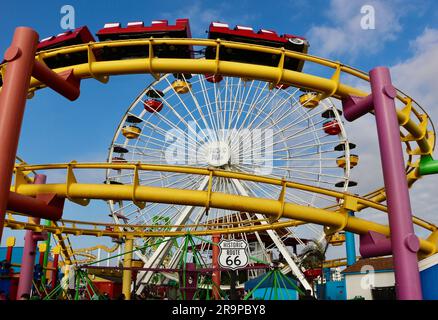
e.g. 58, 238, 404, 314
342, 66, 422, 300
359, 231, 392, 258
370, 67, 422, 299
16, 174, 48, 299
212, 234, 221, 300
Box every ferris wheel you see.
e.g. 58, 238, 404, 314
105, 72, 354, 291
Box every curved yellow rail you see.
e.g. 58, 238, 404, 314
1, 38, 437, 261
10, 166, 438, 257
1, 38, 434, 208
14, 162, 438, 232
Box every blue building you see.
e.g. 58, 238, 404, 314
419, 253, 438, 300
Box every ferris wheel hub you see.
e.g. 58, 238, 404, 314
204, 141, 231, 167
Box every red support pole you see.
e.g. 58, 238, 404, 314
51, 252, 59, 290
5, 237, 15, 262
0, 27, 39, 243
6, 246, 13, 263
32, 62, 80, 101
7, 191, 64, 221
212, 234, 221, 300
38, 247, 45, 266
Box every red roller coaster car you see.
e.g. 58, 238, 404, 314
96, 19, 193, 60
37, 26, 95, 51
36, 26, 95, 69
205, 22, 309, 72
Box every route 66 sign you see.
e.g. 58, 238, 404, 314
218, 239, 249, 270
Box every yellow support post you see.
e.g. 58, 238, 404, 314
122, 237, 134, 300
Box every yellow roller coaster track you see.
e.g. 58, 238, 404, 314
0, 38, 433, 189
9, 162, 438, 258
1, 38, 437, 257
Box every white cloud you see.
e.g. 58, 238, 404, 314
390, 27, 438, 226
162, 1, 258, 37
307, 0, 403, 60
339, 27, 438, 228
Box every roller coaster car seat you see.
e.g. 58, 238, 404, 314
205, 22, 309, 72
96, 19, 193, 61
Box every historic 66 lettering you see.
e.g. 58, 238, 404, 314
218, 239, 249, 270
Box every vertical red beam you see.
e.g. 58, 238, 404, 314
212, 234, 221, 300
6, 247, 13, 262
0, 27, 39, 242
51, 250, 60, 290
38, 245, 45, 266
5, 237, 15, 262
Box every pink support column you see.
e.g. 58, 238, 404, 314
0, 27, 39, 242
369, 67, 422, 300
16, 174, 48, 299
212, 234, 221, 300
342, 66, 422, 300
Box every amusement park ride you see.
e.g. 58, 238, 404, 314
0, 18, 437, 301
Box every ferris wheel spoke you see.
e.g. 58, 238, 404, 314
163, 76, 214, 146
108, 74, 351, 281
243, 89, 290, 132
199, 75, 221, 140
229, 81, 270, 140
185, 75, 219, 143
227, 79, 259, 135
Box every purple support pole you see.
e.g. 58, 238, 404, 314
16, 174, 48, 299
359, 231, 392, 258
369, 67, 422, 300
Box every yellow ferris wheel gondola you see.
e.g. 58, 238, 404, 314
299, 93, 320, 109
328, 232, 346, 246
336, 154, 359, 169
121, 125, 142, 139
172, 79, 192, 94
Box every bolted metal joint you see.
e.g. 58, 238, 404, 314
383, 84, 397, 99
405, 233, 420, 253
4, 46, 21, 62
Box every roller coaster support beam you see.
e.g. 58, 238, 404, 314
345, 211, 356, 266
32, 61, 80, 101
16, 174, 48, 299
7, 191, 65, 220
212, 234, 221, 300
51, 246, 61, 290
41, 220, 52, 287
5, 237, 15, 262
342, 66, 422, 300
0, 27, 79, 243
122, 238, 134, 300
0, 27, 38, 243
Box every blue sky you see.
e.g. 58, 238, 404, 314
2, 0, 438, 261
